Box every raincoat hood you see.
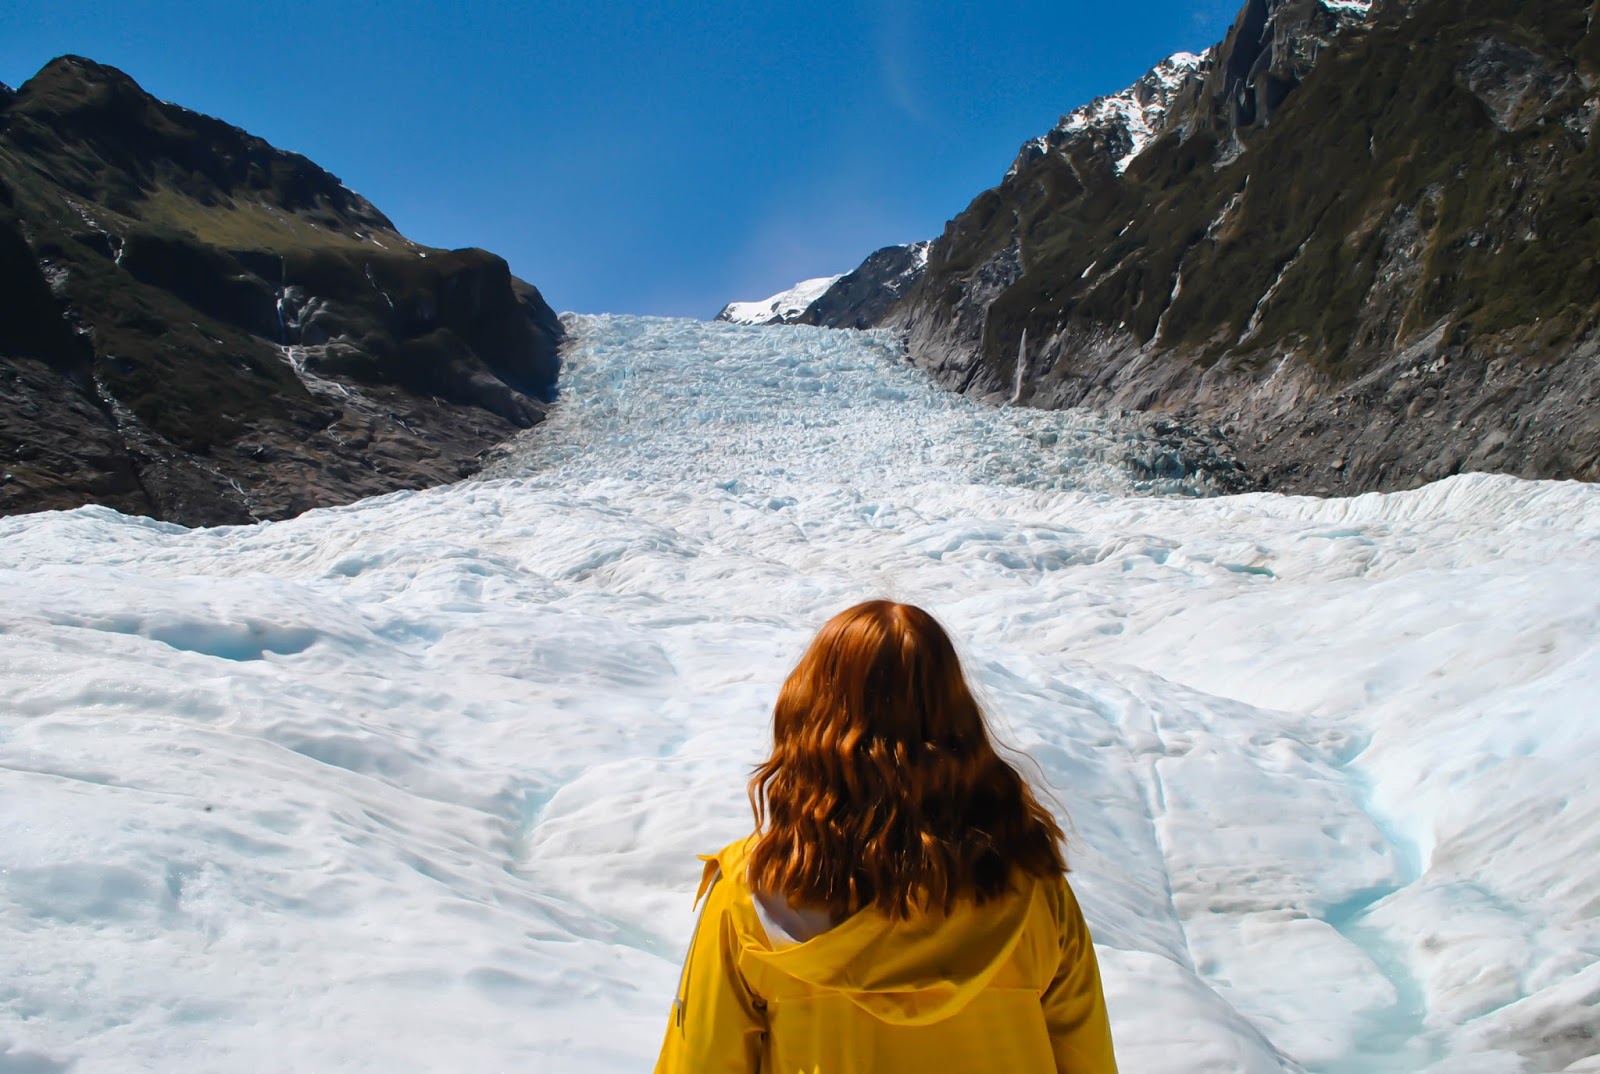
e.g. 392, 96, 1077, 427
709, 839, 1044, 1027
656, 838, 1119, 1074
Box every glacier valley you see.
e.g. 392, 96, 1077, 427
2, 315, 1597, 1073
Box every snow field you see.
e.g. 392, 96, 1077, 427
2, 315, 1597, 1073
717, 275, 842, 326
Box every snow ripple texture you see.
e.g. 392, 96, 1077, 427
2, 314, 1598, 1074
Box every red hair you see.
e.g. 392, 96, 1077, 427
747, 600, 1066, 920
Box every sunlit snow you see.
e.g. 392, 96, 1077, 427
716, 275, 841, 326
1014, 50, 1211, 178
2, 316, 1597, 1074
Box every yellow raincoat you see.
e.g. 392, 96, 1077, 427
654, 838, 1118, 1074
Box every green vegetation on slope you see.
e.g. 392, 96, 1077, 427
923, 0, 1598, 378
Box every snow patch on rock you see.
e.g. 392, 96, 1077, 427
1009, 50, 1213, 179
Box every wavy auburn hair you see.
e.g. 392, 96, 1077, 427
747, 600, 1066, 920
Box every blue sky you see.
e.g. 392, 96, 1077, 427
1, 0, 1238, 317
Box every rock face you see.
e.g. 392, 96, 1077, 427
810, 0, 1600, 493
0, 56, 563, 526
797, 242, 930, 330
1007, 51, 1213, 179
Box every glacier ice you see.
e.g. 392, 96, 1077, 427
1, 315, 1596, 1073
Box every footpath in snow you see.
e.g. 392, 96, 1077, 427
1, 315, 1597, 1074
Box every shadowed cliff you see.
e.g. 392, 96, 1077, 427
0, 56, 563, 525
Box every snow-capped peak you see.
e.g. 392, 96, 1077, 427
1009, 49, 1213, 180
716, 275, 843, 326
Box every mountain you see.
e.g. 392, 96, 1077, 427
0, 56, 563, 526
716, 275, 842, 326
798, 0, 1600, 494
796, 242, 930, 330
1006, 50, 1213, 180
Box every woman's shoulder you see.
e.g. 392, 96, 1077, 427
1025, 869, 1091, 944
690, 838, 777, 948
689, 835, 759, 905
707, 835, 758, 879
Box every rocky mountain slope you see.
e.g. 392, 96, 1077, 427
800, 0, 1600, 494
1006, 50, 1213, 180
796, 242, 929, 331
0, 56, 563, 526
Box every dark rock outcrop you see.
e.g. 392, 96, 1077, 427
813, 0, 1600, 494
1188, 0, 1360, 138
0, 55, 562, 526
1008, 50, 1212, 180
797, 242, 929, 330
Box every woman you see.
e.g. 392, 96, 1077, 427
654, 600, 1118, 1074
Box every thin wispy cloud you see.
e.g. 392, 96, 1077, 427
876, 0, 933, 126
1191, 0, 1238, 37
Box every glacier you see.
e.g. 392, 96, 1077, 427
2, 315, 1597, 1074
